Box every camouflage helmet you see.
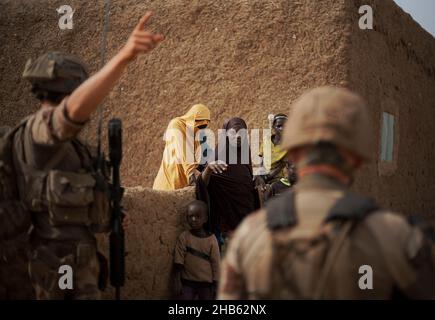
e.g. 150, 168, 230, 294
22, 52, 88, 94
282, 86, 372, 160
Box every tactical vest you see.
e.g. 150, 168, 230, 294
0, 123, 32, 253
12, 120, 111, 236
265, 190, 378, 299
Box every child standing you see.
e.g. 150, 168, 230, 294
173, 200, 220, 300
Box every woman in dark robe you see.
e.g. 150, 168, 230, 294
196, 117, 260, 244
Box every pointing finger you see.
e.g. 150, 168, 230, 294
135, 12, 153, 31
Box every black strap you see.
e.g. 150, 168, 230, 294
325, 192, 378, 222
266, 190, 379, 231
71, 139, 94, 170
186, 246, 211, 262
42, 145, 67, 171
266, 191, 297, 230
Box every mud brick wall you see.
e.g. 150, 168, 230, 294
0, 0, 103, 125
98, 186, 195, 299
345, 0, 435, 220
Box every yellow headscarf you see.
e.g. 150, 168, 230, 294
260, 138, 288, 176
153, 104, 210, 190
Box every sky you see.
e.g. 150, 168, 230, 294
393, 0, 435, 37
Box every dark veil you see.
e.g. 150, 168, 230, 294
196, 117, 260, 238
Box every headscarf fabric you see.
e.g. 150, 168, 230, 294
260, 113, 288, 176
153, 104, 210, 190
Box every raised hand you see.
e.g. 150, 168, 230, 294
120, 12, 164, 62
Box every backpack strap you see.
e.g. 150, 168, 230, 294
313, 221, 354, 299
4, 117, 30, 142
266, 191, 297, 230
44, 146, 68, 170
266, 190, 378, 231
314, 194, 378, 299
325, 192, 378, 222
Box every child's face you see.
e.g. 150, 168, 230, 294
283, 161, 296, 179
283, 163, 290, 177
187, 206, 207, 230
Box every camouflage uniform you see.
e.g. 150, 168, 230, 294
0, 125, 35, 299
218, 87, 435, 299
10, 53, 109, 300
0, 234, 35, 299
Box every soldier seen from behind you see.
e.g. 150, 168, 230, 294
218, 86, 435, 299
8, 12, 163, 299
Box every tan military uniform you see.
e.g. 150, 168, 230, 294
12, 99, 101, 299
218, 173, 435, 299
0, 125, 35, 299
0, 234, 35, 299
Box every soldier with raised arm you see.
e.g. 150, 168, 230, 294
11, 12, 163, 299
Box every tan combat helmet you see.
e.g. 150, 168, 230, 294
22, 52, 88, 94
282, 86, 372, 160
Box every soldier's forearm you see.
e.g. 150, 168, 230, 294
66, 53, 130, 123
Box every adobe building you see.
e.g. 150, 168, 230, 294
0, 0, 434, 298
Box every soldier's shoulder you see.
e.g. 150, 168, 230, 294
231, 209, 269, 247
239, 208, 268, 232
362, 209, 419, 245
9, 114, 35, 141
0, 126, 11, 137
364, 209, 411, 229
15, 109, 47, 133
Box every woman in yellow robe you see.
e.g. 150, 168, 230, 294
153, 104, 210, 190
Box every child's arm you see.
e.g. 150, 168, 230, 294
173, 263, 183, 297
210, 235, 221, 295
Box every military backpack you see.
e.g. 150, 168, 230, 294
0, 123, 31, 247
265, 190, 379, 299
